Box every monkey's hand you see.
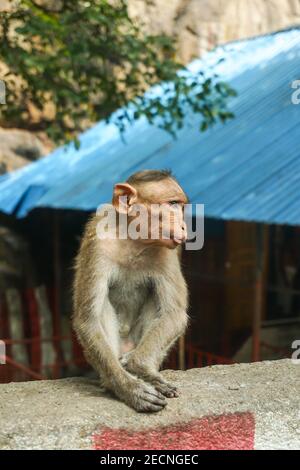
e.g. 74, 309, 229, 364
120, 352, 178, 399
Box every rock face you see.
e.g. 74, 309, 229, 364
128, 0, 300, 63
0, 0, 11, 10
1, 1, 300, 65
0, 128, 46, 173
0, 359, 299, 449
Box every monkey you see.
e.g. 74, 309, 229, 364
73, 169, 189, 412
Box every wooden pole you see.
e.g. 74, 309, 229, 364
178, 335, 185, 370
252, 224, 264, 362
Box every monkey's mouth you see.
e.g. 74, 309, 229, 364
171, 237, 187, 246
173, 238, 183, 244
173, 237, 195, 246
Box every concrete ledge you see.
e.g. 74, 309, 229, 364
0, 359, 299, 450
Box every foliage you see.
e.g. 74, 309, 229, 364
0, 0, 237, 145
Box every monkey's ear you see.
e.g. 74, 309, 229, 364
112, 183, 138, 214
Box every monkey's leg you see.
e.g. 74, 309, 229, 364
122, 299, 184, 398
73, 298, 167, 412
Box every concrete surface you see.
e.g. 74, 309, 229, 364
0, 359, 299, 450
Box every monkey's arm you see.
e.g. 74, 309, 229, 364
122, 260, 188, 395
73, 268, 167, 412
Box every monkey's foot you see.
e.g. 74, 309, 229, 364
120, 354, 179, 399
124, 380, 167, 413
151, 379, 179, 398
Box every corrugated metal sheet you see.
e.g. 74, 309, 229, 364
0, 29, 300, 224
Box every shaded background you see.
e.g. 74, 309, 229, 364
0, 0, 300, 383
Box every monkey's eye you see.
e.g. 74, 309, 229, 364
169, 201, 180, 206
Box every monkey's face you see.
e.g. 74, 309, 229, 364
112, 177, 188, 249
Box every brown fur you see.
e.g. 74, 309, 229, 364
72, 171, 188, 412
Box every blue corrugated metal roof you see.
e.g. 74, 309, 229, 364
0, 29, 300, 224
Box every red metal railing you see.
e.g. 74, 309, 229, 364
0, 335, 89, 383
164, 342, 234, 370
0, 337, 234, 383
187, 344, 234, 368
1, 355, 45, 381
0, 285, 235, 384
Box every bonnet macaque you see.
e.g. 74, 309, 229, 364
73, 169, 188, 412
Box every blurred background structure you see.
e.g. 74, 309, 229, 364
0, 1, 300, 383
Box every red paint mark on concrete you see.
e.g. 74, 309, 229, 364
93, 412, 255, 450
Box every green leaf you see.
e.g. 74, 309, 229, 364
0, 0, 236, 146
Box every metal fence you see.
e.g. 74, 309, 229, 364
0, 336, 234, 383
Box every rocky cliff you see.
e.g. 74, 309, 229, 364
129, 0, 300, 63
2, 1, 300, 64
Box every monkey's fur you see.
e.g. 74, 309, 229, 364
73, 170, 188, 412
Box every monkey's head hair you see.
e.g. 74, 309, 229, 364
126, 169, 174, 185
